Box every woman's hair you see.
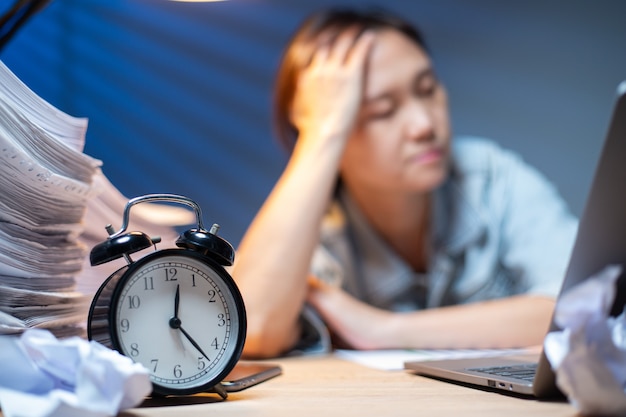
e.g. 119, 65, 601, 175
273, 7, 429, 151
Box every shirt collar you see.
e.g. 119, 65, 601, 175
432, 167, 487, 255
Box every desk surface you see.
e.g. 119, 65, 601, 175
120, 355, 579, 417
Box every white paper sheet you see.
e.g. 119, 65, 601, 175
335, 347, 537, 371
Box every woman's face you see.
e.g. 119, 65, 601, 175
339, 28, 452, 195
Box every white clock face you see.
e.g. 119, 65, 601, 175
112, 252, 243, 392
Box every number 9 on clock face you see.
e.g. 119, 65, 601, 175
110, 249, 246, 396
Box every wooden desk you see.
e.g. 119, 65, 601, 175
120, 355, 578, 417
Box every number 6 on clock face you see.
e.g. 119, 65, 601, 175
110, 249, 246, 396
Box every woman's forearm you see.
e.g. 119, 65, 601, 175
389, 295, 555, 349
308, 281, 555, 351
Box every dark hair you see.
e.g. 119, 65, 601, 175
273, 7, 429, 151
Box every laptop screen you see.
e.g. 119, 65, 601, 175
535, 81, 626, 396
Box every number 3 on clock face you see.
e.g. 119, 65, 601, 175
110, 249, 246, 396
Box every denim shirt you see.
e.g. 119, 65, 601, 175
299, 137, 578, 354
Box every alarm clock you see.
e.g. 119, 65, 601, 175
87, 194, 246, 399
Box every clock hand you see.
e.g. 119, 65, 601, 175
173, 284, 180, 319
178, 325, 212, 361
170, 317, 211, 360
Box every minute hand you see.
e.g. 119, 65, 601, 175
178, 325, 211, 361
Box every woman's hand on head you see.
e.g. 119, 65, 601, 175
291, 30, 375, 146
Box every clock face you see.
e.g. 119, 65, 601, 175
110, 249, 245, 395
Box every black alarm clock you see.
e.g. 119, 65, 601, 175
87, 194, 246, 399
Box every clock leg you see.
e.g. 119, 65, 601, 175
207, 382, 228, 400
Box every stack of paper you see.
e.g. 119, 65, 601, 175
0, 60, 101, 337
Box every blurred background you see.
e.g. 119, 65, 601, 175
1, 0, 626, 247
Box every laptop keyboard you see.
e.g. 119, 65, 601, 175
468, 363, 538, 382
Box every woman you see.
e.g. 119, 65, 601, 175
232, 7, 577, 358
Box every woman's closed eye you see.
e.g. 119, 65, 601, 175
363, 99, 397, 121
414, 71, 439, 98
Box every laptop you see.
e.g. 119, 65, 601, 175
404, 80, 626, 398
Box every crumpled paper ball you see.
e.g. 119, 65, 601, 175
0, 328, 152, 417
544, 265, 626, 416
